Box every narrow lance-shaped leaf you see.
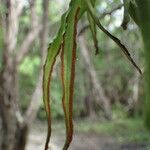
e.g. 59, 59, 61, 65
87, 12, 99, 54
87, 0, 99, 54
85, 0, 142, 75
61, 1, 80, 149
128, 1, 140, 27
43, 12, 68, 150
121, 0, 130, 30
78, 0, 95, 19
43, 1, 142, 150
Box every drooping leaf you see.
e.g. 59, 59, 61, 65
80, 0, 99, 55
43, 11, 68, 150
43, 1, 142, 150
85, 0, 142, 74
121, 0, 130, 30
128, 1, 140, 27
60, 1, 80, 149
43, 0, 82, 149
78, 0, 96, 19
87, 12, 99, 54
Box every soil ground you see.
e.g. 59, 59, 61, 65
26, 121, 150, 150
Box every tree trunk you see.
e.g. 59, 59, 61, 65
0, 0, 49, 149
126, 38, 140, 117
24, 0, 49, 124
135, 0, 150, 129
0, 55, 28, 150
84, 94, 97, 119
79, 35, 111, 119
127, 70, 140, 117
0, 0, 29, 149
82, 69, 97, 119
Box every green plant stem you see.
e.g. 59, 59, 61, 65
136, 0, 150, 129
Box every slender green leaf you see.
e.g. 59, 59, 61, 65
121, 0, 130, 30
43, 12, 68, 150
85, 0, 142, 74
60, 1, 80, 149
43, 1, 142, 150
129, 1, 140, 27
87, 12, 99, 54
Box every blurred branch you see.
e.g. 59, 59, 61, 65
24, 0, 49, 123
40, 0, 49, 62
16, 0, 25, 17
78, 4, 123, 36
24, 74, 42, 124
79, 34, 112, 119
16, 26, 42, 64
16, 0, 42, 64
4, 0, 19, 53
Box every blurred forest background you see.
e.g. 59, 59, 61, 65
0, 0, 150, 150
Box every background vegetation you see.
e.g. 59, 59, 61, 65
0, 0, 149, 150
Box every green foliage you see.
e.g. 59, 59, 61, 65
125, 0, 150, 129
121, 0, 130, 30
134, 0, 150, 129
128, 1, 140, 26
19, 56, 41, 111
19, 56, 40, 76
43, 0, 143, 149
1, 0, 148, 149
76, 116, 150, 143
